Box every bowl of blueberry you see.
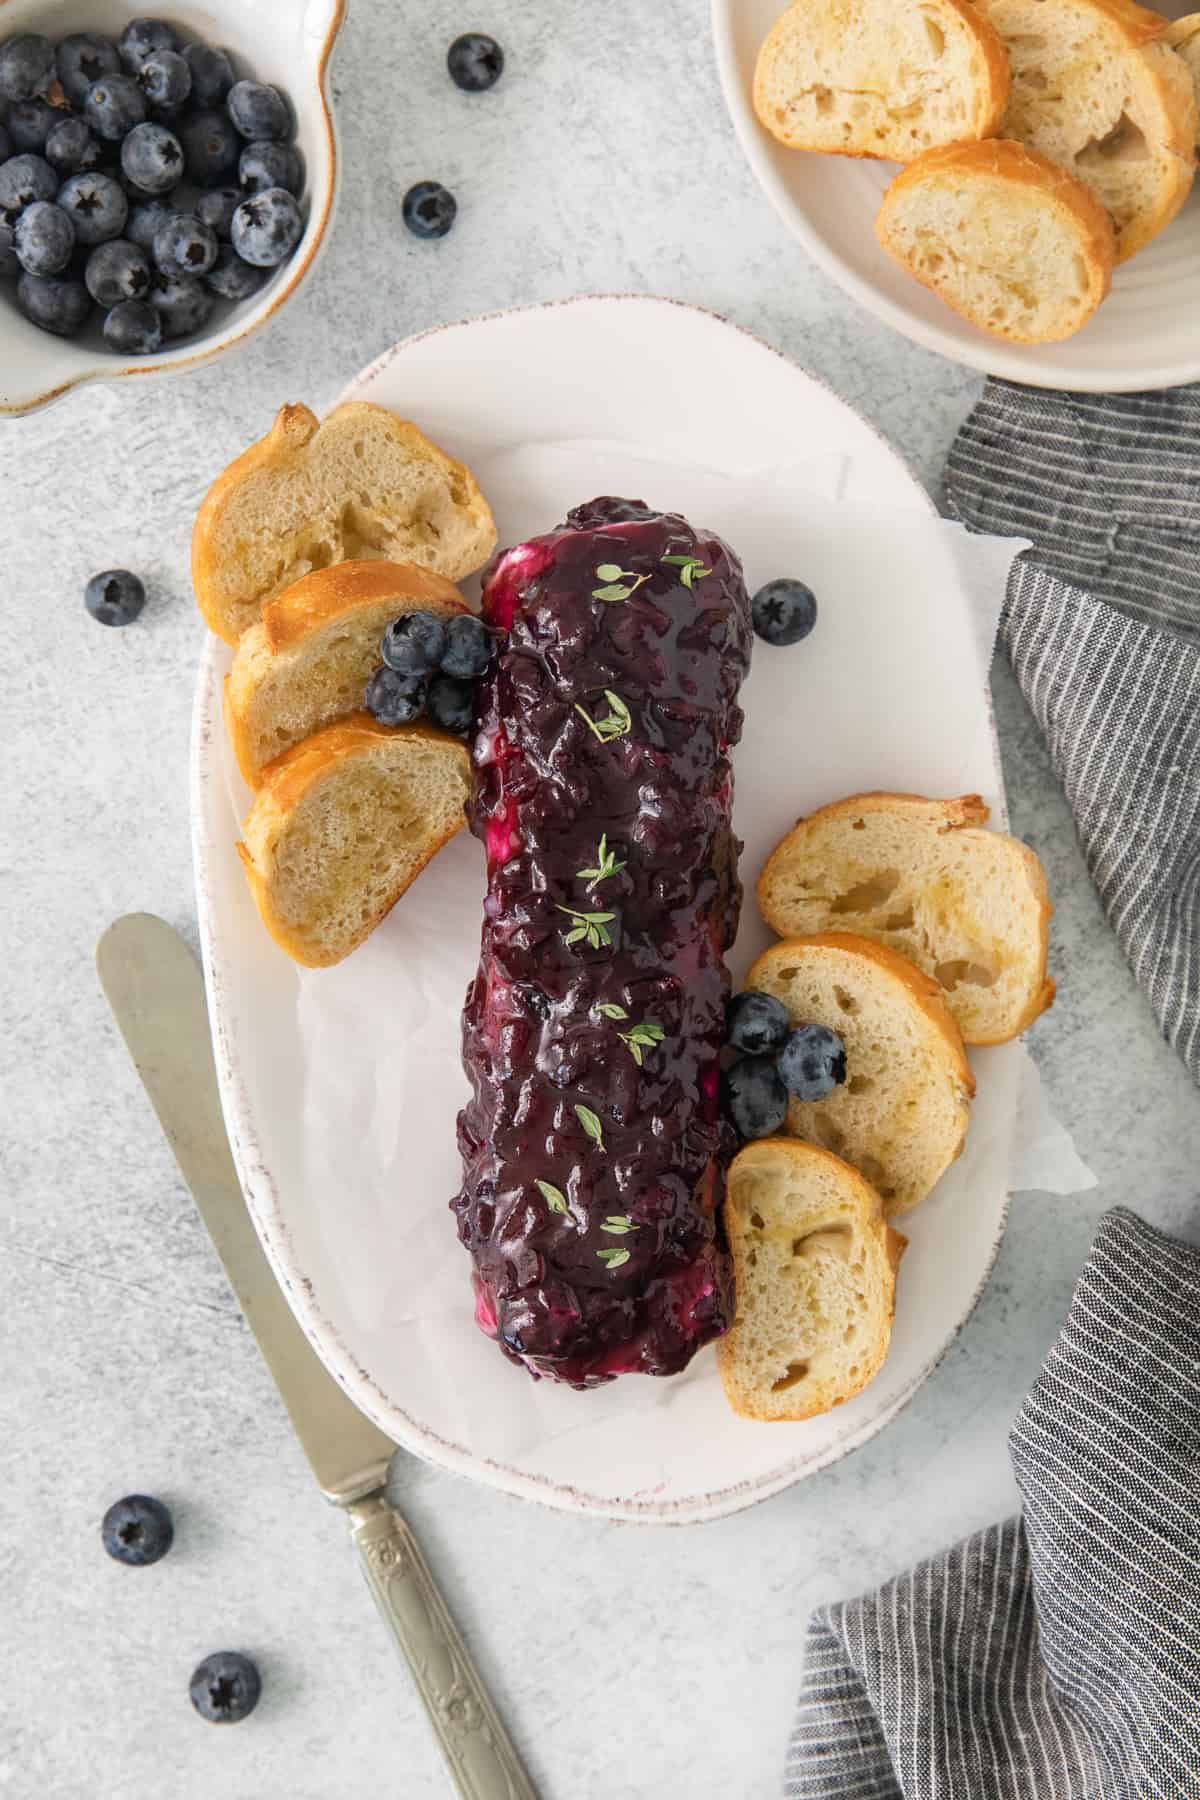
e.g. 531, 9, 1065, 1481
0, 0, 344, 414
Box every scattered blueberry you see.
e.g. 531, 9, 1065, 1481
182, 42, 233, 109
230, 187, 302, 266
778, 1024, 847, 1102
751, 578, 818, 648
126, 198, 173, 252
137, 46, 190, 111
16, 270, 89, 335
177, 107, 239, 183
724, 1056, 790, 1141
44, 115, 104, 174
380, 609, 447, 675
84, 72, 147, 141
101, 1491, 171, 1559
153, 210, 217, 277
427, 673, 476, 735
0, 153, 57, 225
189, 1652, 261, 1725
0, 34, 55, 103
365, 666, 428, 726
402, 180, 456, 240
120, 120, 183, 194
203, 242, 264, 301
117, 18, 176, 72
0, 223, 18, 279
195, 184, 241, 239
227, 79, 290, 142
447, 33, 505, 92
239, 140, 302, 197
726, 989, 792, 1057
85, 238, 151, 306
58, 170, 127, 244
14, 201, 75, 276
56, 32, 120, 107
441, 613, 496, 680
7, 97, 57, 153
103, 295, 162, 354
149, 270, 213, 338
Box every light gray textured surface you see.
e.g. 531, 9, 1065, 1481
2, 3, 1198, 1797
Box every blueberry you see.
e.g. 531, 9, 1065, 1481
427, 673, 476, 735
85, 238, 151, 306
724, 1056, 790, 1140
751, 578, 818, 648
101, 1491, 171, 1558
447, 33, 504, 92
121, 121, 184, 194
195, 185, 241, 240
0, 223, 17, 279
7, 97, 57, 154
149, 270, 213, 338
104, 296, 162, 354
778, 1025, 847, 1103
230, 187, 302, 267
227, 79, 291, 142
0, 34, 54, 104
58, 171, 128, 245
126, 199, 173, 252
44, 116, 105, 175
14, 201, 75, 276
726, 989, 791, 1057
238, 139, 302, 197
153, 211, 217, 277
15, 270, 90, 335
56, 32, 121, 107
138, 48, 191, 112
189, 1651, 261, 1724
178, 108, 240, 183
380, 609, 448, 674
0, 153, 57, 225
118, 19, 177, 72
203, 243, 265, 301
84, 73, 147, 141
441, 613, 496, 680
365, 666, 428, 726
183, 42, 234, 109
402, 180, 456, 239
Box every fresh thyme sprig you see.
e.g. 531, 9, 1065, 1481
597, 1246, 631, 1270
574, 690, 632, 743
618, 1019, 666, 1067
592, 563, 649, 603
600, 1214, 634, 1235
556, 905, 615, 950
575, 1104, 605, 1151
535, 1179, 569, 1216
661, 552, 710, 590
576, 833, 626, 894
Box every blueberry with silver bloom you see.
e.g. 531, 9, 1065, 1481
84, 73, 147, 141
85, 238, 151, 307
0, 223, 18, 279
427, 673, 476, 736
117, 18, 176, 72
365, 666, 428, 726
402, 180, 456, 239
0, 34, 54, 103
447, 33, 505, 92
227, 79, 291, 141
58, 171, 127, 245
177, 108, 239, 183
230, 187, 302, 267
726, 988, 791, 1057
189, 1652, 261, 1725
14, 201, 75, 276
778, 1024, 847, 1102
153, 212, 217, 277
137, 47, 190, 111
195, 185, 241, 239
203, 243, 264, 301
182, 42, 233, 109
16, 270, 90, 336
7, 97, 57, 154
149, 270, 213, 338
126, 198, 173, 252
724, 1055, 790, 1140
103, 296, 162, 354
44, 116, 104, 175
101, 1491, 171, 1557
0, 153, 57, 224
238, 140, 303, 197
121, 121, 184, 194
440, 613, 496, 679
56, 31, 120, 107
381, 610, 447, 674
751, 577, 818, 647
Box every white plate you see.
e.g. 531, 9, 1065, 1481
193, 295, 1017, 1523
713, 0, 1200, 393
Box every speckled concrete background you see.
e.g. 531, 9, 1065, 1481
3, 3, 1199, 1796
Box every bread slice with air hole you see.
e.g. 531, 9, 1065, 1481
718, 1137, 906, 1422
193, 402, 497, 644
973, 0, 1196, 263
237, 714, 471, 968
753, 0, 1009, 162
1166, 14, 1200, 146
757, 793, 1054, 1044
225, 559, 469, 787
876, 140, 1115, 344
745, 934, 974, 1217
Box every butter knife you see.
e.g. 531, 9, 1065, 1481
97, 912, 538, 1800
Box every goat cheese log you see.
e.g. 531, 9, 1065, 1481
453, 497, 754, 1386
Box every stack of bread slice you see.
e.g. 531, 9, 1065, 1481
718, 791, 1053, 1421
192, 401, 497, 966
754, 0, 1198, 343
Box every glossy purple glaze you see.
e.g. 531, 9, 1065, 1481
452, 498, 753, 1386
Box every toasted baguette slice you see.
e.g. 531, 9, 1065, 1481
226, 560, 469, 787
1167, 15, 1200, 146
193, 402, 497, 644
237, 714, 470, 968
745, 934, 974, 1217
718, 1138, 906, 1422
758, 793, 1054, 1044
974, 0, 1196, 262
754, 0, 1009, 161
876, 140, 1115, 343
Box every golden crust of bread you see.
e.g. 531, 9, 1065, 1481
1166, 14, 1200, 148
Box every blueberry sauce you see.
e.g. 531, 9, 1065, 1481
452, 498, 754, 1386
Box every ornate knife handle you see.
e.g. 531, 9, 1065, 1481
348, 1494, 539, 1800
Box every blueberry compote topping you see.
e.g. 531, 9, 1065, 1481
453, 497, 753, 1387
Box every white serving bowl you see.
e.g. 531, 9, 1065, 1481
0, 0, 343, 415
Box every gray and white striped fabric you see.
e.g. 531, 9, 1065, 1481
945, 380, 1200, 1080
786, 1208, 1200, 1797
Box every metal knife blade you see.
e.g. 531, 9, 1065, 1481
96, 912, 393, 1503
